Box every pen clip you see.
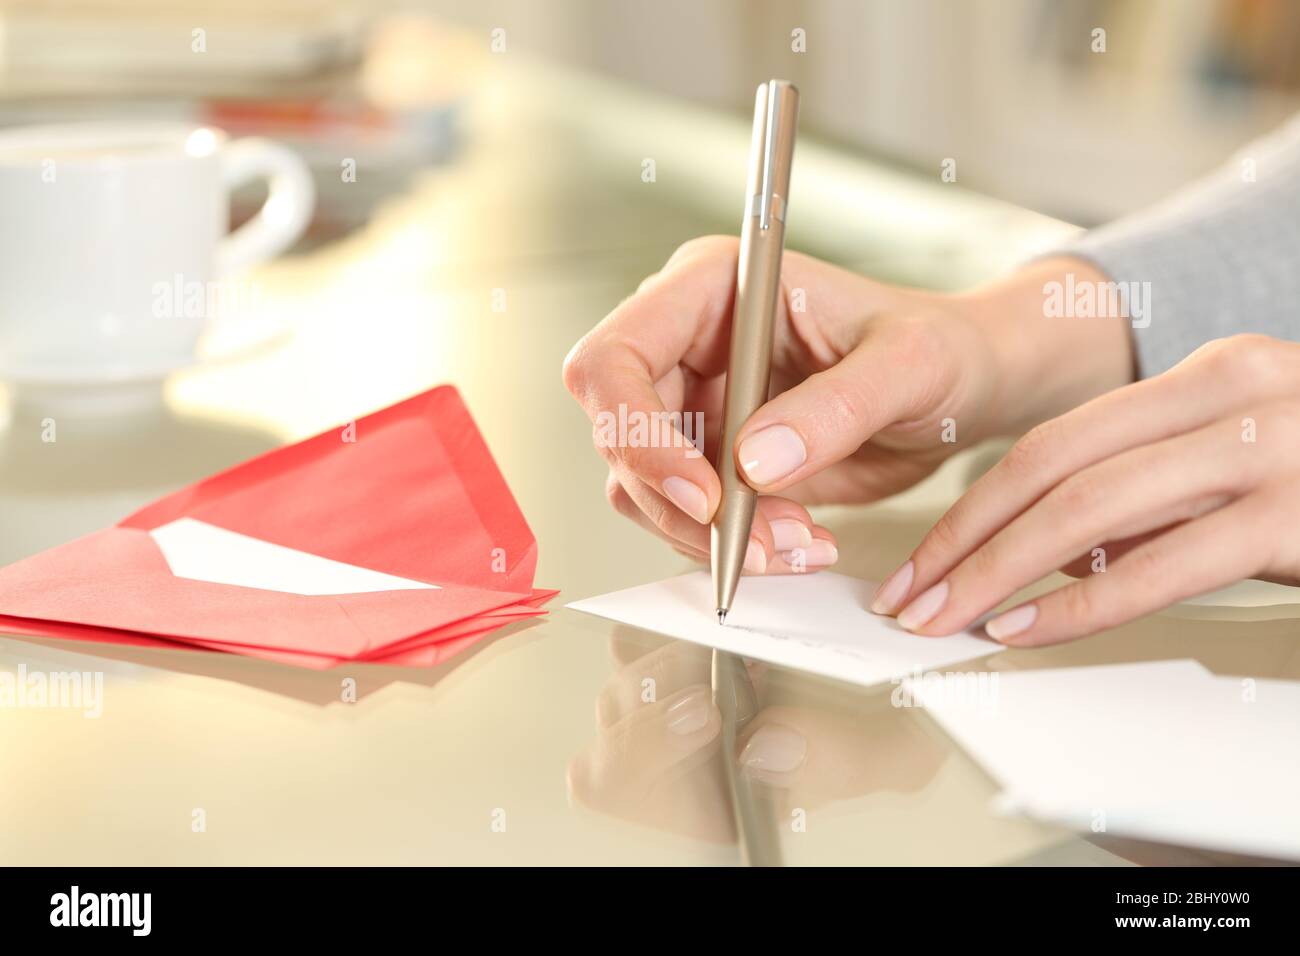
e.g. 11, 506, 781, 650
759, 80, 780, 231
750, 79, 795, 231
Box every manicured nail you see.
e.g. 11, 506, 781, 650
738, 425, 807, 486
744, 539, 767, 574
897, 580, 949, 631
871, 560, 914, 614
779, 538, 838, 569
665, 688, 711, 735
740, 723, 807, 781
985, 603, 1038, 643
770, 518, 813, 552
662, 476, 709, 524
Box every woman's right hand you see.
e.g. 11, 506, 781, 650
562, 236, 1133, 573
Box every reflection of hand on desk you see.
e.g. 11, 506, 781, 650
566, 635, 944, 845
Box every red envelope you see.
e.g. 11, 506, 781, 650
0, 386, 554, 668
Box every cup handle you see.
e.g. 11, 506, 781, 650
214, 138, 316, 278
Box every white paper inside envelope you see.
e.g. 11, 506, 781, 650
149, 517, 439, 595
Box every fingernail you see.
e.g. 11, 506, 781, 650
744, 539, 767, 574
665, 688, 711, 735
769, 518, 813, 552
662, 476, 709, 524
738, 425, 807, 486
897, 580, 949, 631
740, 723, 807, 781
985, 603, 1037, 643
871, 560, 914, 614
779, 538, 838, 569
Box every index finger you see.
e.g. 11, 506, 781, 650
562, 237, 742, 521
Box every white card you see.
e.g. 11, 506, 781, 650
149, 517, 439, 596
908, 660, 1300, 860
567, 570, 998, 689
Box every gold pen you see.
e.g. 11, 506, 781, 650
713, 79, 799, 625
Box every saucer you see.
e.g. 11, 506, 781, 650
0, 312, 293, 387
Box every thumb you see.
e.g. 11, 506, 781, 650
733, 318, 957, 492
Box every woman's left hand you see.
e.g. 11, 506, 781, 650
871, 334, 1300, 646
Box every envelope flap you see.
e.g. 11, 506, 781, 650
120, 386, 537, 593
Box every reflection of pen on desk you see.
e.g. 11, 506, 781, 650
712, 79, 799, 625
712, 647, 783, 867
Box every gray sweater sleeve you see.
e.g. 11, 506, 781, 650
1060, 113, 1300, 378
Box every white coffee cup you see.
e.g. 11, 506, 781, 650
0, 122, 315, 384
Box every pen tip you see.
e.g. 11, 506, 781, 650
717, 609, 727, 625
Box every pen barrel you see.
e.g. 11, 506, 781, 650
712, 220, 785, 611
712, 80, 798, 615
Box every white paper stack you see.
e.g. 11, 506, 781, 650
908, 660, 1300, 860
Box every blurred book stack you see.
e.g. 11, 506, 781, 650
1199, 0, 1300, 93
951, 0, 1300, 222
1028, 0, 1300, 96
0, 0, 485, 240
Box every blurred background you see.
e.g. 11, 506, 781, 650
4, 0, 1299, 228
